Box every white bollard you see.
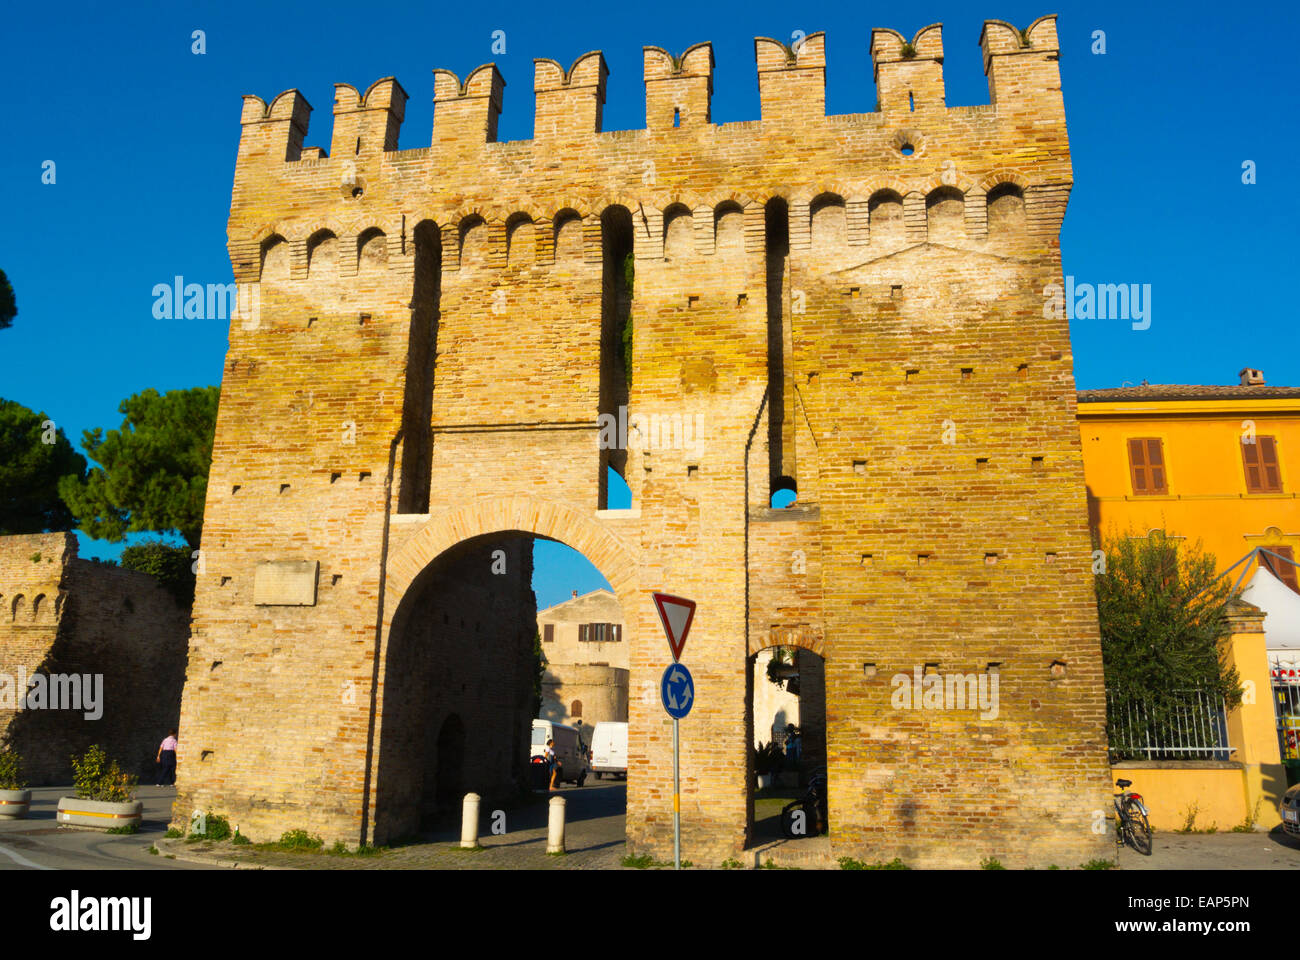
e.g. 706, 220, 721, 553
547, 796, 566, 854
460, 792, 481, 848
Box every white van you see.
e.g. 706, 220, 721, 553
590, 721, 628, 779
530, 719, 588, 786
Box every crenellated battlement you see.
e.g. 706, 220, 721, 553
234, 17, 1065, 169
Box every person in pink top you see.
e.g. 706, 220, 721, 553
156, 730, 178, 786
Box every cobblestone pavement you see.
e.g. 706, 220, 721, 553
158, 780, 632, 870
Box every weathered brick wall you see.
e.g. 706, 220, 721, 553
179, 13, 1112, 865
0, 533, 189, 785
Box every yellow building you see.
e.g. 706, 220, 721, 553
1077, 369, 1300, 829
1077, 370, 1300, 585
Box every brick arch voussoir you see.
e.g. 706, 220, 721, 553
384, 496, 639, 627
750, 628, 829, 661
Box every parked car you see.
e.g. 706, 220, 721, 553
530, 719, 588, 787
590, 721, 628, 779
1281, 783, 1300, 837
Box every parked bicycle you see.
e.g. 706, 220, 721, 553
1114, 778, 1152, 855
780, 771, 828, 839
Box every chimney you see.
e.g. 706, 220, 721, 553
571, 590, 578, 599
1239, 367, 1265, 386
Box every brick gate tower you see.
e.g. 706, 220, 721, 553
175, 14, 1114, 866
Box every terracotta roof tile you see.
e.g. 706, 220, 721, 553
1077, 384, 1300, 402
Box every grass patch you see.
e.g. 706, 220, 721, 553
622, 853, 657, 869
980, 857, 1006, 870
719, 858, 743, 870
164, 827, 183, 839
105, 822, 139, 835
147, 845, 158, 855
1080, 859, 1117, 870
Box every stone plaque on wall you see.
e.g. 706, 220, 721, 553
253, 560, 319, 606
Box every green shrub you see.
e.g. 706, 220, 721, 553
719, 858, 743, 870
839, 856, 909, 870
164, 827, 184, 839
231, 830, 250, 845
191, 812, 231, 841
106, 822, 139, 835
0, 750, 26, 790
120, 540, 196, 607
1080, 859, 1116, 870
980, 857, 1006, 870
277, 829, 323, 850
71, 745, 136, 803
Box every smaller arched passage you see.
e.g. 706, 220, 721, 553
745, 642, 828, 845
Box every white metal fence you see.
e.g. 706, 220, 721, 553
1107, 688, 1233, 761
1271, 656, 1300, 763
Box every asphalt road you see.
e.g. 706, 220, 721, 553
0, 786, 204, 871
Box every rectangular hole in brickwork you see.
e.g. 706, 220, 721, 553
359, 313, 371, 326
860, 553, 873, 566
986, 661, 1002, 675
220, 576, 231, 586
851, 371, 863, 382
359, 471, 371, 482
1031, 456, 1045, 469
905, 369, 919, 383
231, 484, 240, 495
308, 317, 317, 328
279, 483, 290, 494
923, 662, 939, 676
1045, 552, 1058, 564
853, 460, 867, 475
976, 457, 990, 468
847, 286, 860, 298
201, 750, 214, 762
330, 472, 341, 483
1017, 363, 1029, 379
687, 295, 699, 309
961, 367, 973, 380
916, 553, 932, 564
687, 464, 699, 478
332, 574, 342, 585
210, 661, 222, 674
807, 372, 819, 385
736, 293, 748, 307
862, 662, 877, 679
890, 284, 903, 299
985, 552, 999, 564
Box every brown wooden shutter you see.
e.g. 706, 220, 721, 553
1145, 438, 1166, 493
1260, 437, 1282, 492
543, 623, 554, 643
1242, 438, 1263, 492
1264, 546, 1299, 594
1128, 438, 1166, 495
578, 624, 588, 643
613, 624, 622, 642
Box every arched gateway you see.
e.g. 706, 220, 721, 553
174, 16, 1115, 867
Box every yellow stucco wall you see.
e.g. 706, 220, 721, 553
1077, 396, 1300, 573
1110, 764, 1250, 833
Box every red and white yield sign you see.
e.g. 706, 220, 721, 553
652, 592, 696, 662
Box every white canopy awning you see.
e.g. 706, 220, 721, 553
1240, 565, 1300, 651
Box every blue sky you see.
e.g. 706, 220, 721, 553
2, 0, 1296, 608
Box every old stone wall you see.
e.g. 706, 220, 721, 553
0, 532, 189, 785
178, 13, 1113, 866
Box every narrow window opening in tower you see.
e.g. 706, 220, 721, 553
355, 136, 361, 155
909, 90, 915, 112
398, 221, 441, 513
765, 197, 793, 502
673, 108, 680, 128
599, 205, 634, 509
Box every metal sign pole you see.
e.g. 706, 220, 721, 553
672, 716, 681, 870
